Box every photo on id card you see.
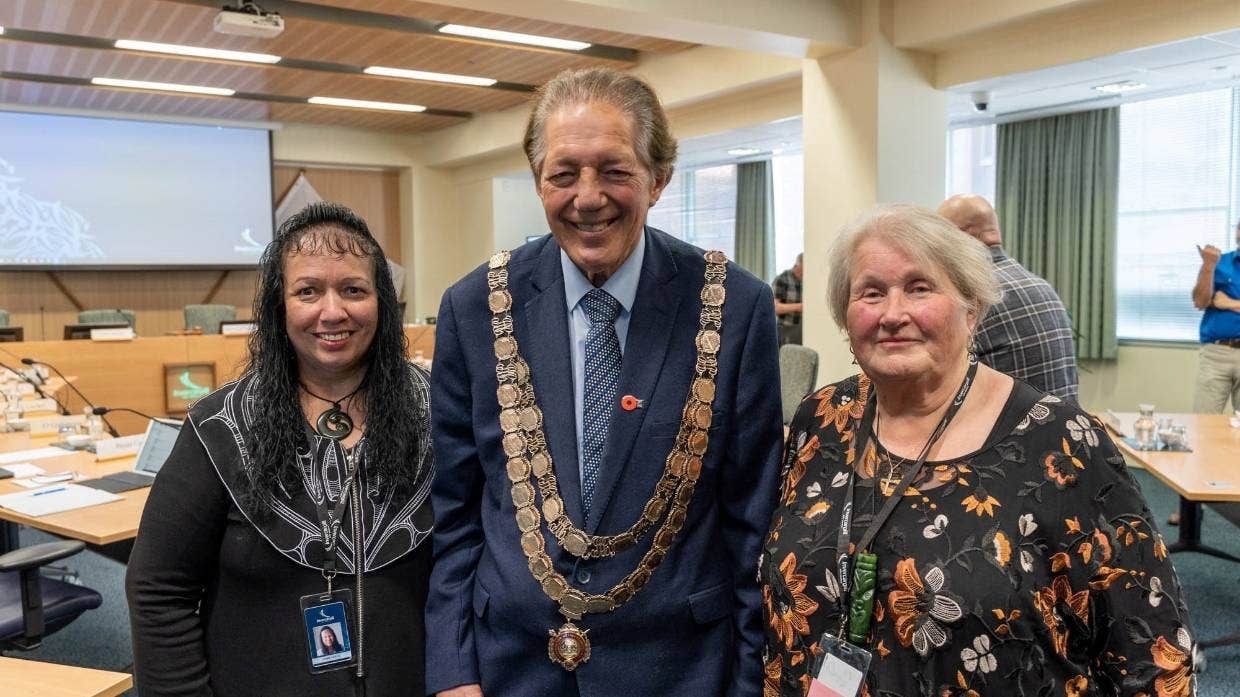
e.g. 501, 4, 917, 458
301, 593, 355, 671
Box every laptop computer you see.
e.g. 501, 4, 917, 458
78, 418, 183, 493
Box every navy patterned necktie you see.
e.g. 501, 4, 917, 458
580, 288, 622, 519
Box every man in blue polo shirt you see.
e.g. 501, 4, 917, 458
1192, 221, 1240, 414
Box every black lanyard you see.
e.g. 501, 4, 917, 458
833, 357, 978, 621
314, 446, 361, 579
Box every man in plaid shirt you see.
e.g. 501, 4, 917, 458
772, 253, 803, 345
939, 195, 1079, 403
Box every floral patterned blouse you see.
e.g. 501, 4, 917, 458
762, 374, 1195, 697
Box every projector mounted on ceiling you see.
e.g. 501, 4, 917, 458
213, 2, 284, 38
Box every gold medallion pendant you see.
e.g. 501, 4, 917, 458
547, 622, 591, 671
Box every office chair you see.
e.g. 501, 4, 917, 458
779, 344, 819, 425
184, 304, 237, 335
78, 309, 136, 332
0, 539, 101, 651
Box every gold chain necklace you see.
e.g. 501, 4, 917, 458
873, 412, 909, 497
485, 248, 728, 671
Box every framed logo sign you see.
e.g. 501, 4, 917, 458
164, 362, 215, 414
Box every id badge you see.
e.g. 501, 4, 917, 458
808, 633, 872, 697
299, 588, 357, 673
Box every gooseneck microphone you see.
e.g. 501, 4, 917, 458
0, 360, 70, 415
92, 406, 165, 423
22, 357, 118, 434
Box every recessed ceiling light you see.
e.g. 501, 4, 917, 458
114, 39, 281, 64
363, 66, 496, 87
437, 23, 590, 51
727, 147, 764, 157
308, 96, 427, 112
1093, 80, 1146, 94
90, 77, 235, 96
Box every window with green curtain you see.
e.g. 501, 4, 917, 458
1116, 88, 1238, 341
734, 160, 774, 280
647, 164, 738, 255
996, 107, 1119, 360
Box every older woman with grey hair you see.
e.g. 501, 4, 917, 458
761, 204, 1194, 697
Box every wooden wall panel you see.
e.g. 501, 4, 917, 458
0, 269, 258, 341
15, 327, 435, 435
273, 165, 404, 263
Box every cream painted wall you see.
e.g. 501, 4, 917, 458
493, 174, 548, 252
1079, 345, 1201, 416
669, 78, 800, 141
272, 124, 417, 167
801, 1, 947, 385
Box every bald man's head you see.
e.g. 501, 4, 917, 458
938, 194, 1002, 247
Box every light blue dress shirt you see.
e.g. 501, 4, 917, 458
560, 231, 645, 488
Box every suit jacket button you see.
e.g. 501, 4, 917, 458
576, 569, 591, 584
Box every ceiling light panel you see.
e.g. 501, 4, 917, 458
437, 24, 590, 51
114, 39, 281, 64
308, 96, 427, 112
90, 77, 236, 96
363, 66, 496, 87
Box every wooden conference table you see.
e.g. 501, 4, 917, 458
1107, 412, 1240, 649
0, 432, 143, 551
0, 657, 132, 697
1107, 412, 1240, 561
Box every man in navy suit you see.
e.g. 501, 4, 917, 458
426, 67, 783, 697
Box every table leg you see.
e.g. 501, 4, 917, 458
0, 520, 17, 554
1200, 633, 1240, 649
1166, 497, 1240, 563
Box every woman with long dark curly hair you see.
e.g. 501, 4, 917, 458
127, 202, 433, 697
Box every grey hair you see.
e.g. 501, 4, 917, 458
826, 203, 1002, 329
523, 67, 677, 183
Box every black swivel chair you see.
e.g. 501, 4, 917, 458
0, 540, 101, 651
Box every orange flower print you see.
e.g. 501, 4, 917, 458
763, 654, 781, 697
1032, 575, 1089, 657
780, 433, 820, 503
815, 386, 865, 432
887, 558, 963, 657
961, 485, 1000, 517
769, 552, 819, 649
1151, 629, 1194, 697
1042, 440, 1085, 488
989, 530, 1011, 567
1065, 675, 1089, 697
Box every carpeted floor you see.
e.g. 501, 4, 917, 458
7, 468, 1240, 695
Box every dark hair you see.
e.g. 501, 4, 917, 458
523, 67, 677, 183
242, 201, 421, 514
319, 625, 341, 652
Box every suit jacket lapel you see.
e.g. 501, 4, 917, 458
520, 241, 584, 526
585, 230, 682, 533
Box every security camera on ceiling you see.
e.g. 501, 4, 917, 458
214, 2, 285, 38
971, 90, 992, 113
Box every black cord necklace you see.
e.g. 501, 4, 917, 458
299, 380, 364, 440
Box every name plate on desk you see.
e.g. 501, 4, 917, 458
220, 321, 256, 336
24, 414, 86, 435
96, 434, 145, 460
19, 398, 60, 414
92, 327, 136, 341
